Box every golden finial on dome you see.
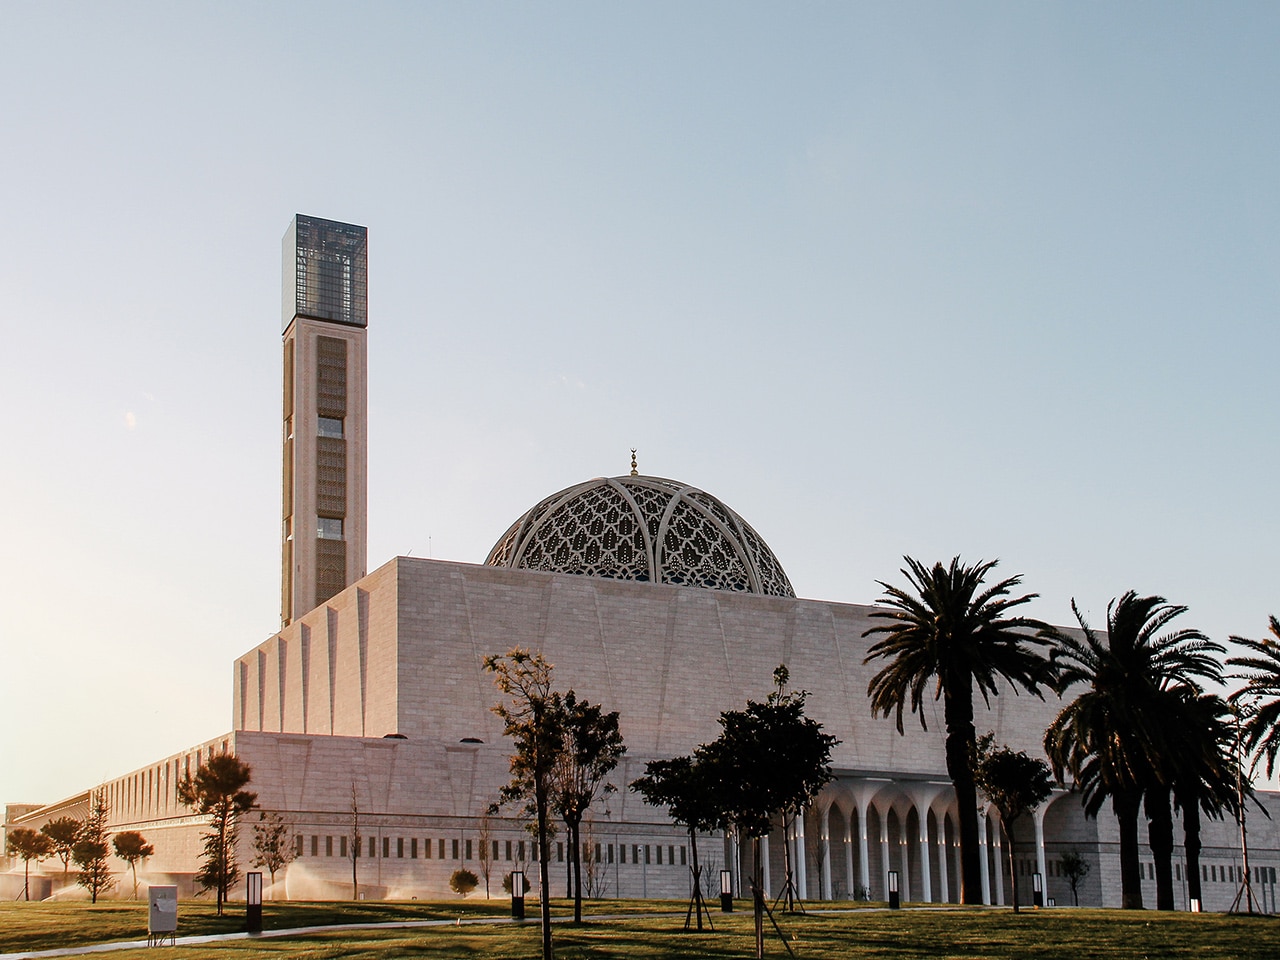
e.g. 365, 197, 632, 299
630, 449, 638, 477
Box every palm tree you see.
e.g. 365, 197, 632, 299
1227, 615, 1280, 777
864, 556, 1053, 905
1043, 592, 1221, 909
1166, 689, 1239, 909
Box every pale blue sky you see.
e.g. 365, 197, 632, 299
2, 3, 1277, 804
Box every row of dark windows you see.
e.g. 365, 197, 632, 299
295, 835, 687, 867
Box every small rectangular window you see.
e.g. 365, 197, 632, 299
318, 517, 344, 540
318, 416, 344, 438
412, 838, 418, 859
656, 846, 662, 865
620, 845, 627, 865
368, 837, 376, 859
669, 845, 675, 865
557, 842, 564, 863
425, 838, 433, 859
681, 846, 687, 866
596, 843, 602, 864
341, 836, 348, 858
311, 836, 319, 857
296, 835, 305, 857
439, 839, 445, 859
608, 844, 614, 864
518, 840, 525, 861
326, 836, 333, 857
493, 840, 500, 860
382, 837, 390, 859
466, 839, 473, 860
506, 840, 512, 861
452, 838, 460, 860
645, 845, 651, 865
398, 838, 405, 858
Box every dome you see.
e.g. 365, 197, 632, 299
486, 475, 794, 597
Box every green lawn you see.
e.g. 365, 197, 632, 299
2, 900, 1278, 959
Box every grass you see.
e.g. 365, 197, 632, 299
2, 899, 1279, 959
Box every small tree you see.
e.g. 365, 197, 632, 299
112, 831, 155, 900
178, 754, 256, 916
696, 665, 839, 959
251, 811, 297, 898
450, 867, 479, 897
40, 817, 81, 888
485, 648, 563, 960
632, 753, 724, 930
73, 789, 114, 903
971, 732, 1055, 913
552, 689, 625, 924
477, 811, 494, 899
6, 828, 53, 901
348, 784, 362, 901
1059, 850, 1091, 906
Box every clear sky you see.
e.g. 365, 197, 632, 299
2, 3, 1277, 806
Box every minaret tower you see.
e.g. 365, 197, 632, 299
280, 215, 368, 627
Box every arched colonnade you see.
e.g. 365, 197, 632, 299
726, 778, 1061, 906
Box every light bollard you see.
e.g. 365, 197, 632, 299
511, 870, 526, 921
246, 871, 263, 933
720, 869, 734, 912
888, 870, 900, 910
1033, 871, 1044, 908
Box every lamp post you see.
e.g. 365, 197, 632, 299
246, 872, 263, 933
511, 869, 525, 921
721, 869, 734, 912
888, 870, 900, 910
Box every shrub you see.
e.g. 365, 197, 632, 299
449, 868, 479, 897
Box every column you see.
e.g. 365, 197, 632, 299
859, 801, 871, 896
918, 808, 933, 903
898, 821, 911, 903
880, 810, 891, 900
979, 812, 992, 905
1034, 808, 1048, 896
796, 811, 808, 900
991, 817, 1005, 906
937, 814, 950, 904
761, 830, 772, 899
820, 806, 832, 901
844, 810, 856, 901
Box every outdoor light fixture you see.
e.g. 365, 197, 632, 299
888, 870, 900, 910
511, 870, 526, 921
1033, 871, 1044, 908
721, 869, 733, 912
246, 872, 263, 933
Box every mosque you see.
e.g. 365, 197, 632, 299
5, 216, 1279, 909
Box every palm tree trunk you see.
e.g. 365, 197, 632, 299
1183, 798, 1203, 906
1114, 789, 1144, 909
943, 686, 983, 904
1144, 785, 1175, 910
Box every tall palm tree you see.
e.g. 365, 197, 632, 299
1043, 592, 1221, 909
864, 556, 1053, 905
1166, 689, 1239, 909
1227, 615, 1280, 777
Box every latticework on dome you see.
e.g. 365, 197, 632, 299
485, 476, 795, 598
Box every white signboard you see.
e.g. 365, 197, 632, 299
148, 885, 178, 936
